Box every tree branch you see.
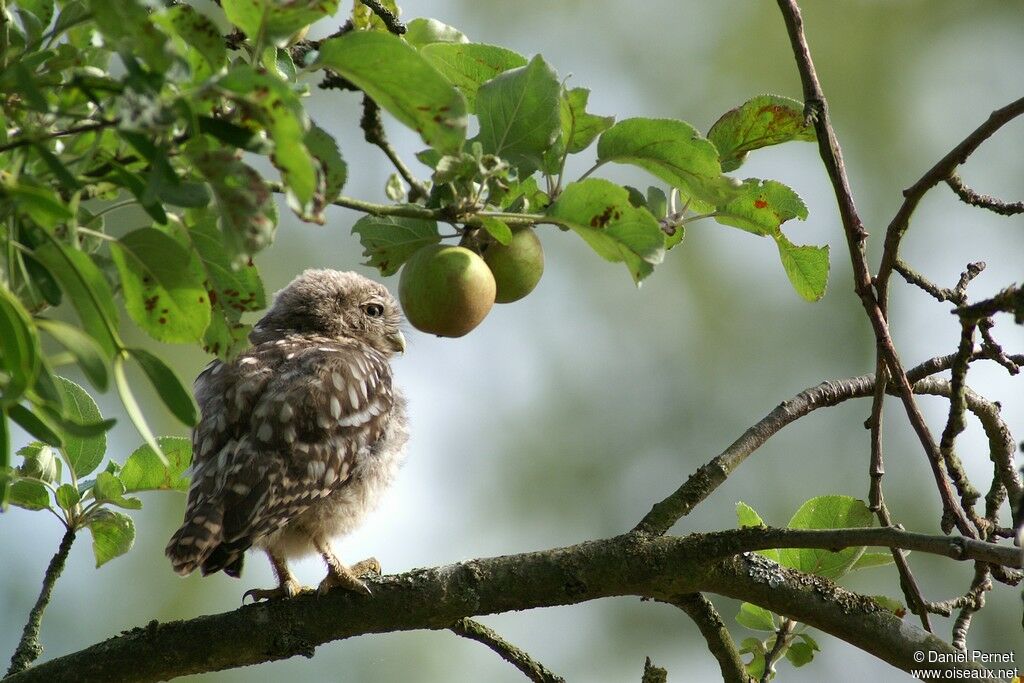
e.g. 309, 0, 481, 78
877, 95, 1024, 300
6, 530, 1014, 682
672, 594, 749, 683
6, 528, 76, 676
946, 173, 1024, 216
447, 618, 565, 683
775, 0, 977, 538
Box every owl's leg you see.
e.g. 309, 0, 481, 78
313, 538, 376, 596
242, 549, 303, 603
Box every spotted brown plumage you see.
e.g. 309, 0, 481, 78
165, 270, 408, 599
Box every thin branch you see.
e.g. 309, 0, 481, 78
672, 594, 749, 683
359, 96, 429, 201
760, 618, 796, 683
448, 618, 565, 683
946, 172, 1024, 216
775, 0, 976, 538
6, 531, 1011, 683
951, 564, 992, 651
956, 285, 1024, 322
0, 120, 118, 155
877, 95, 1024, 302
358, 0, 406, 34
894, 260, 984, 306
6, 528, 76, 676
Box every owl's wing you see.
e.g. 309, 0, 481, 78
166, 341, 394, 576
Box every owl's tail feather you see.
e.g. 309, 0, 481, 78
165, 503, 225, 576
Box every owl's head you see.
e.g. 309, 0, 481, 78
253, 269, 406, 356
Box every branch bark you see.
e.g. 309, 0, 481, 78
6, 530, 1013, 683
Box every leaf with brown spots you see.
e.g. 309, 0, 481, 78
546, 179, 664, 284
110, 228, 211, 344
708, 94, 816, 172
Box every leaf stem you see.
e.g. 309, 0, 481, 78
6, 527, 76, 676
576, 160, 604, 183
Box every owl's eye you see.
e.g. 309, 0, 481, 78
363, 303, 384, 318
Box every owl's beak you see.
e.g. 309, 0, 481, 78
387, 331, 407, 354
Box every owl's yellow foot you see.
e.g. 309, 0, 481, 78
242, 577, 303, 603
317, 557, 380, 596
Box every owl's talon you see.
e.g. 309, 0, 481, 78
318, 568, 372, 596
350, 557, 381, 577
242, 579, 302, 603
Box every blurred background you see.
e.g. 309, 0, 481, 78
3, 1, 1023, 680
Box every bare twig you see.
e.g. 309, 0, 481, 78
760, 618, 796, 683
877, 95, 1024, 303
894, 260, 984, 306
0, 120, 118, 155
775, 0, 976, 538
951, 564, 992, 651
956, 285, 1024, 322
448, 618, 565, 683
946, 173, 1024, 216
673, 594, 749, 683
6, 529, 76, 676
978, 319, 1019, 375
641, 656, 668, 683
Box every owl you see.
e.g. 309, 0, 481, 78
165, 269, 408, 600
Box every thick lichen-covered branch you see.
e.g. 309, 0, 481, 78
6, 530, 1013, 683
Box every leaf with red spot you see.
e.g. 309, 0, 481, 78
714, 179, 807, 236
708, 94, 816, 172
546, 179, 664, 284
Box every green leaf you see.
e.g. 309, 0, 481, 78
0, 417, 8, 508
166, 211, 264, 359
478, 216, 513, 246
736, 501, 780, 563
154, 4, 227, 80
779, 495, 873, 579
8, 479, 50, 510
112, 356, 164, 468
714, 179, 808, 237
774, 234, 830, 302
55, 377, 106, 478
708, 95, 816, 172
420, 42, 526, 111
109, 228, 211, 344
192, 151, 277, 266
870, 595, 906, 616
120, 436, 192, 493
93, 471, 142, 509
87, 509, 135, 567
86, 0, 171, 73
317, 31, 468, 154
596, 118, 728, 211
352, 215, 441, 276
55, 482, 80, 511
127, 348, 198, 426
36, 318, 109, 391
736, 602, 776, 632
476, 54, 561, 173
739, 637, 767, 679
305, 123, 348, 216
646, 187, 668, 220
219, 66, 315, 209
785, 641, 816, 667
16, 443, 61, 484
0, 284, 42, 405
223, 0, 339, 46
736, 501, 766, 528
8, 404, 63, 447
1, 183, 73, 230
404, 18, 468, 49
31, 242, 120, 357
560, 87, 614, 155
546, 179, 665, 284
385, 173, 406, 201
850, 552, 896, 571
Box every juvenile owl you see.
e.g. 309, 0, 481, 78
166, 269, 408, 600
